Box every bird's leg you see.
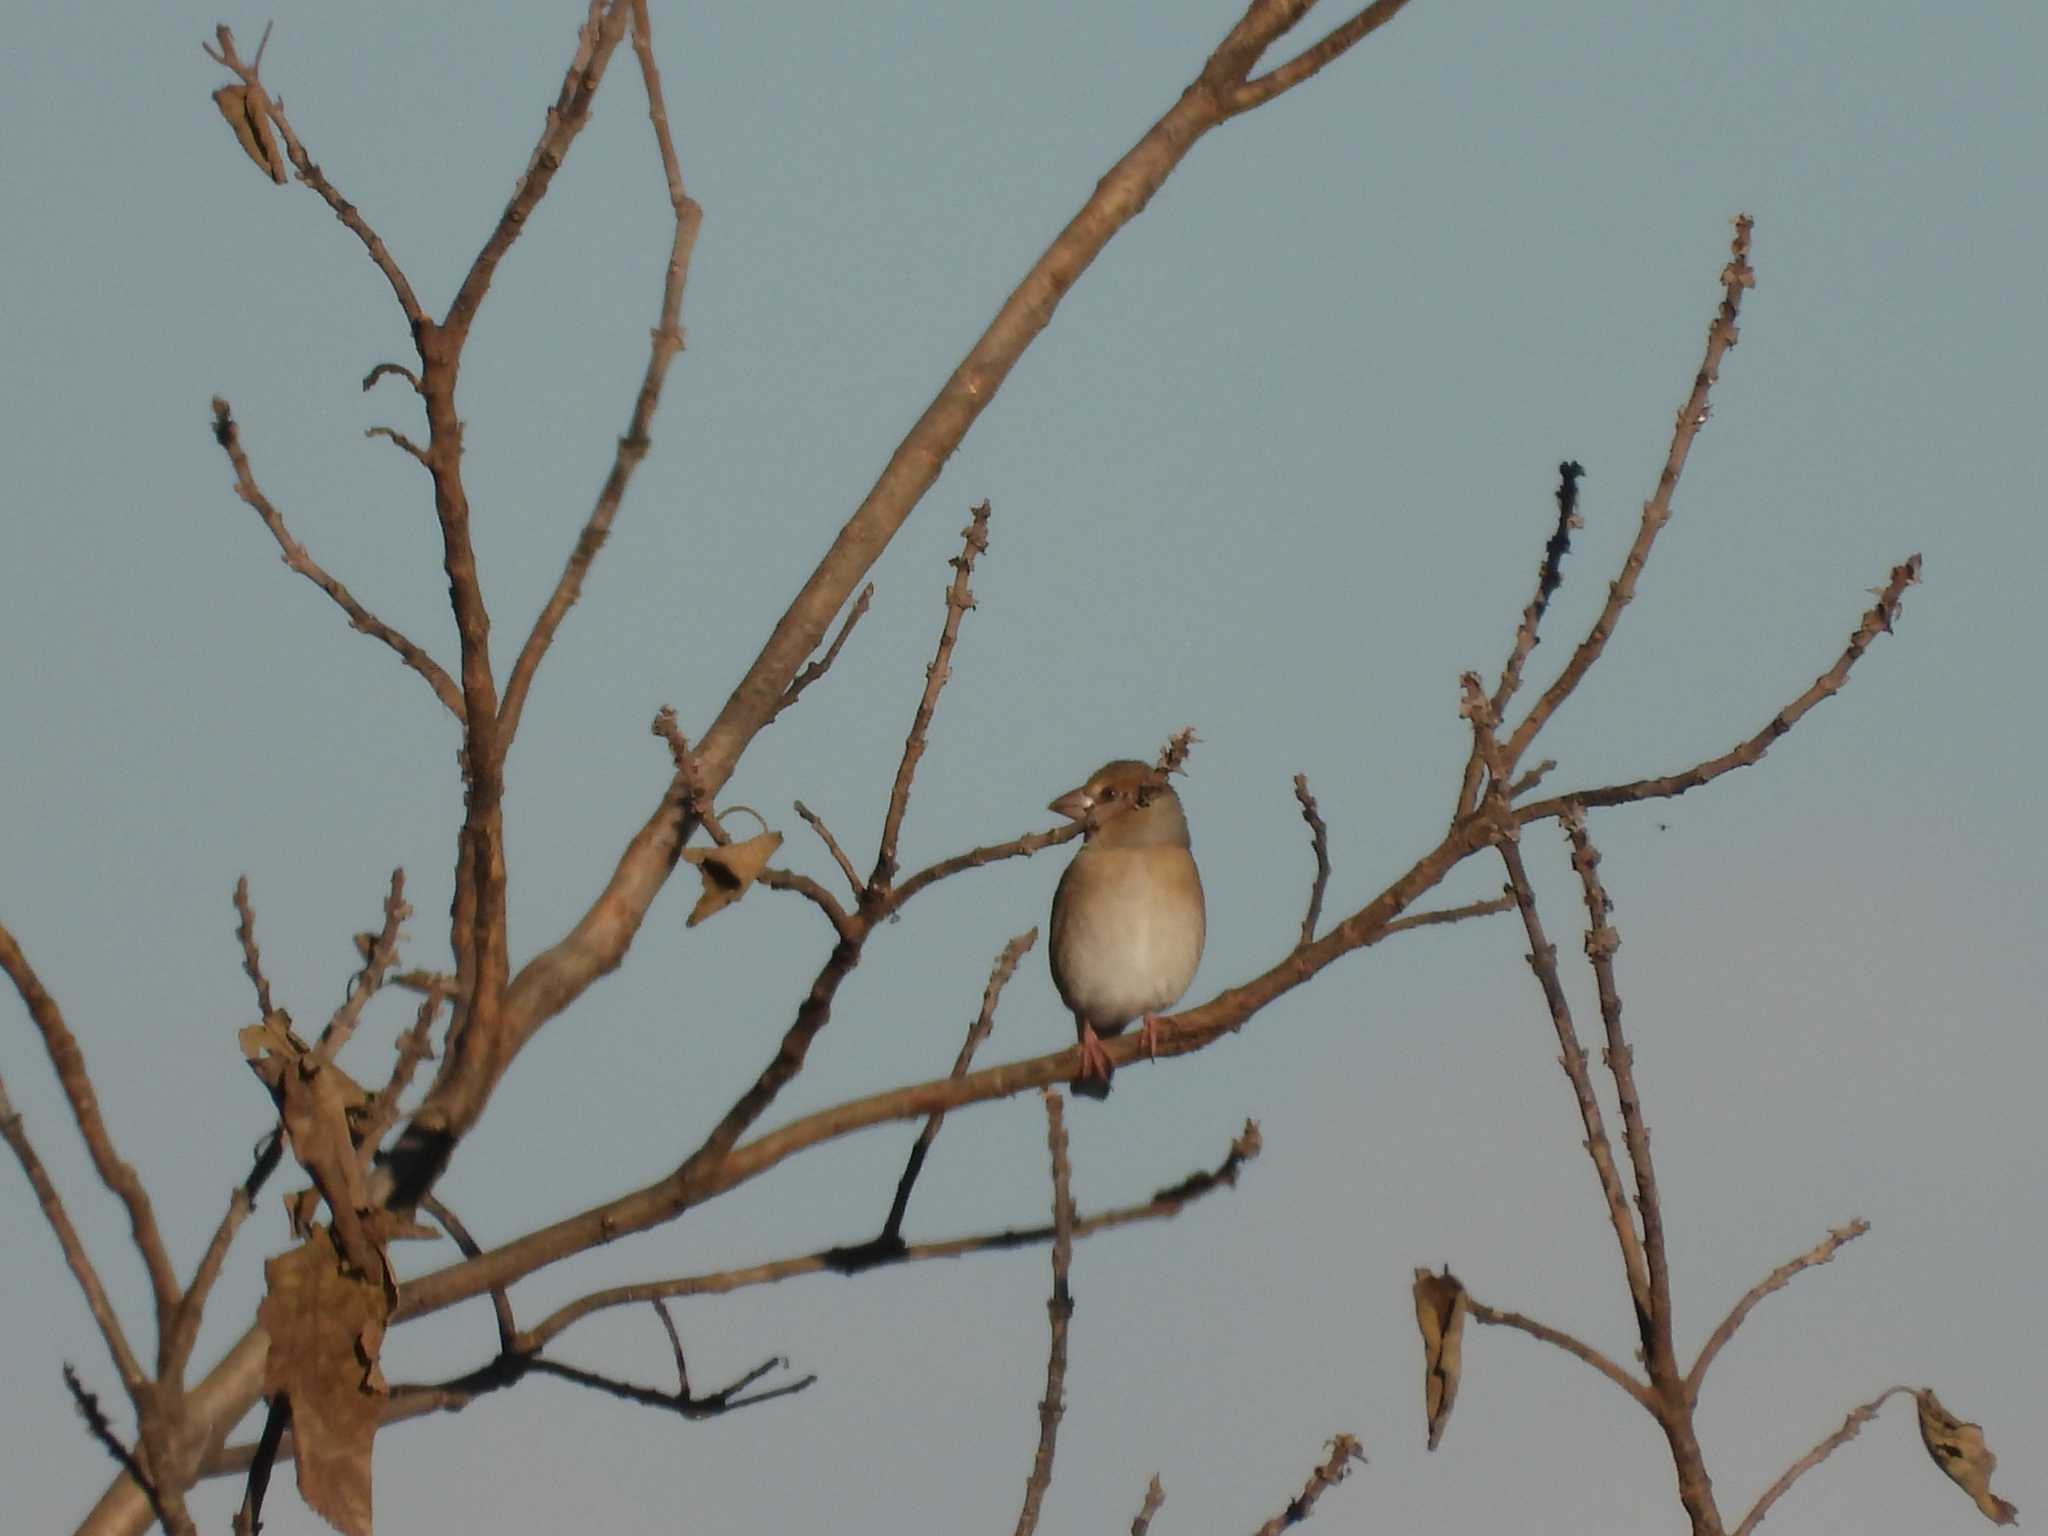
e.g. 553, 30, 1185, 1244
1139, 1013, 1167, 1060
1076, 1022, 1116, 1084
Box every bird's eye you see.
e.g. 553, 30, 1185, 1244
1098, 786, 1120, 802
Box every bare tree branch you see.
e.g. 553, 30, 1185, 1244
208, 399, 463, 719
1688, 1222, 1869, 1403
496, 0, 704, 747
1459, 690, 1651, 1323
1562, 810, 1676, 1379
0, 926, 176, 1376
883, 928, 1037, 1244
204, 24, 428, 326
1228, 0, 1417, 113
1294, 774, 1331, 946
1380, 894, 1514, 936
1251, 1434, 1366, 1536
1012, 1092, 1076, 1536
314, 870, 409, 1068
774, 584, 874, 726
1505, 217, 1756, 767
1131, 1474, 1167, 1535
504, 1121, 1262, 1353
231, 878, 275, 1022
1732, 1386, 1916, 1536
1463, 1299, 1653, 1410
0, 1079, 146, 1393
873, 505, 991, 893
795, 800, 865, 898
1517, 555, 1921, 824
1457, 460, 1584, 817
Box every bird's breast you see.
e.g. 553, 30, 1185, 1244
1049, 845, 1206, 1030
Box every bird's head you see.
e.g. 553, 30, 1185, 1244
1049, 759, 1189, 849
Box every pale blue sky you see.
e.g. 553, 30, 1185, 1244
3, 3, 2042, 1532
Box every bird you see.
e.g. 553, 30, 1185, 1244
1047, 759, 1206, 1098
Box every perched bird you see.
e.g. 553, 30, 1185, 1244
1047, 759, 1206, 1098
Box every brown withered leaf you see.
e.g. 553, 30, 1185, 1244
1412, 1266, 1468, 1451
211, 84, 287, 184
240, 1012, 370, 1110
1916, 1387, 2017, 1525
278, 1059, 383, 1272
680, 830, 783, 926
259, 1228, 392, 1536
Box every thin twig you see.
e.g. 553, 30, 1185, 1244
1131, 1475, 1166, 1536
1461, 684, 1651, 1325
775, 584, 874, 723
232, 1396, 288, 1536
509, 1122, 1261, 1351
882, 929, 1037, 1243
1012, 1092, 1076, 1536
1380, 894, 1514, 936
528, 1350, 813, 1419
364, 425, 429, 465
495, 0, 704, 747
171, 1133, 283, 1425
423, 1194, 516, 1349
795, 800, 865, 897
873, 504, 992, 892
2, 1081, 145, 1393
0, 928, 173, 1379
1293, 774, 1330, 947
1505, 218, 1757, 767
1495, 461, 1585, 715
1517, 556, 1922, 826
63, 1366, 159, 1520
209, 400, 463, 719
1226, 0, 1416, 111
354, 988, 446, 1162
231, 878, 274, 1021
755, 866, 856, 936
1563, 808, 1676, 1385
443, 2, 632, 338
1458, 461, 1585, 817
314, 870, 409, 1067
890, 820, 1084, 910
1250, 1434, 1366, 1536
1732, 1386, 1916, 1536
360, 361, 422, 395
1464, 1300, 1654, 1409
1688, 1221, 1869, 1402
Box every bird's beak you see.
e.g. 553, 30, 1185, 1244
1048, 787, 1093, 822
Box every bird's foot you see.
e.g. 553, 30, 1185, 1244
1139, 1013, 1168, 1060
1076, 1023, 1116, 1086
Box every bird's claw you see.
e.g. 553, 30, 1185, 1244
1077, 1025, 1116, 1085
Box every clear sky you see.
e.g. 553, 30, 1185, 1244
3, 3, 2042, 1532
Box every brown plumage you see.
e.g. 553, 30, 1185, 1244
1047, 760, 1206, 1098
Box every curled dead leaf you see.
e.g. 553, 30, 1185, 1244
1916, 1387, 2017, 1526
260, 1227, 391, 1536
211, 83, 287, 183
680, 830, 782, 926
1412, 1266, 1468, 1451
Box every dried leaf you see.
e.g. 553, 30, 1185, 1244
211, 83, 287, 184
260, 1229, 391, 1536
1412, 1266, 1468, 1451
1917, 1388, 2017, 1525
680, 830, 782, 926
